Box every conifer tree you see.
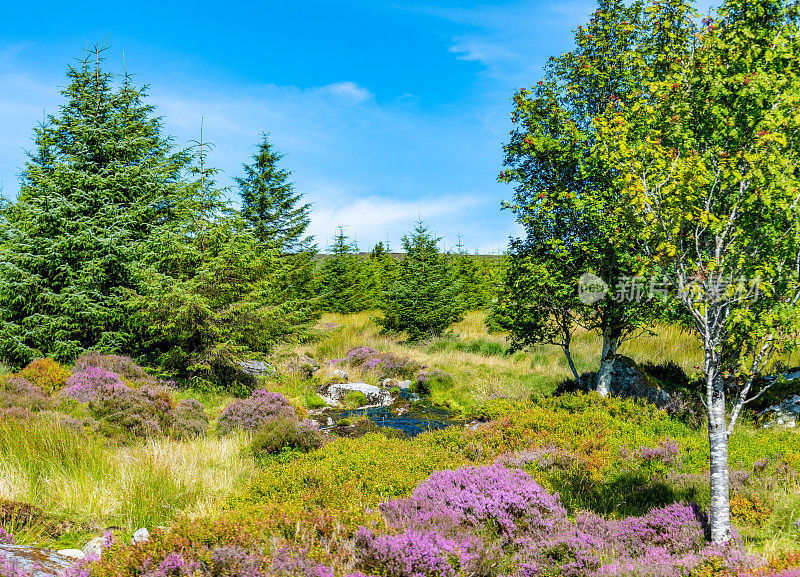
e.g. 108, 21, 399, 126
235, 134, 312, 251
317, 227, 369, 313
0, 46, 191, 364
378, 222, 465, 340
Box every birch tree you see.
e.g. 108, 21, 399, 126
597, 0, 800, 542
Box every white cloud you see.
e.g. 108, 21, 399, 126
317, 81, 373, 103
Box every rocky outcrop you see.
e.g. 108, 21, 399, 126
609, 355, 671, 407
238, 361, 276, 378
0, 544, 76, 577
757, 394, 800, 429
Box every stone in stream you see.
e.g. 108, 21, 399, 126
322, 382, 392, 407
0, 544, 77, 577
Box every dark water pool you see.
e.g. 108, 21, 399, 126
314, 391, 461, 437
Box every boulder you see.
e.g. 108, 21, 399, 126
322, 382, 392, 407
330, 369, 349, 380
757, 394, 800, 429
381, 378, 412, 389
56, 549, 84, 560
237, 360, 276, 379
609, 355, 671, 407
131, 527, 150, 545
82, 536, 103, 557
0, 545, 76, 577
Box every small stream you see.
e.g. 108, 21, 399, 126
313, 390, 462, 437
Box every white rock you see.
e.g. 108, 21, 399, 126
131, 527, 150, 544
82, 537, 103, 557
397, 380, 413, 389
331, 369, 349, 380
326, 382, 392, 406
57, 549, 85, 560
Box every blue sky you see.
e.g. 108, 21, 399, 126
0, 0, 713, 253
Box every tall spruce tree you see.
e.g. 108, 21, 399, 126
317, 227, 369, 313
0, 46, 191, 364
235, 134, 312, 251
378, 222, 465, 340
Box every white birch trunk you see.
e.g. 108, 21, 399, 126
705, 347, 733, 543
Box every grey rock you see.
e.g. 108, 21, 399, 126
330, 369, 349, 380
608, 355, 671, 407
323, 382, 392, 407
82, 536, 103, 558
131, 527, 150, 545
758, 394, 800, 429
238, 360, 276, 378
382, 378, 412, 389
0, 544, 76, 577
56, 549, 85, 560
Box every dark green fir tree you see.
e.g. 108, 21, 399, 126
235, 134, 313, 251
378, 222, 465, 340
0, 46, 192, 364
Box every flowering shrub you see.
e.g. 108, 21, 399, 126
270, 547, 335, 577
249, 416, 324, 456
60, 368, 208, 439
88, 384, 175, 438
140, 546, 263, 577
356, 528, 483, 577
73, 352, 152, 382
17, 358, 70, 393
331, 347, 421, 380
612, 502, 705, 555
217, 390, 296, 434
379, 463, 567, 539
61, 367, 126, 402
635, 438, 680, 465
535, 532, 602, 577
0, 376, 49, 412
168, 399, 209, 440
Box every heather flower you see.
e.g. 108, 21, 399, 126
141, 552, 200, 577
61, 367, 127, 403
614, 502, 705, 555
356, 528, 483, 577
380, 463, 567, 539
537, 532, 602, 577
498, 445, 575, 470
73, 352, 152, 382
270, 547, 334, 577
218, 389, 295, 434
168, 398, 209, 439
209, 545, 264, 577
0, 527, 14, 544
635, 438, 679, 465
0, 555, 34, 577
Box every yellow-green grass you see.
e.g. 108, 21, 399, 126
0, 417, 256, 548
272, 310, 703, 413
